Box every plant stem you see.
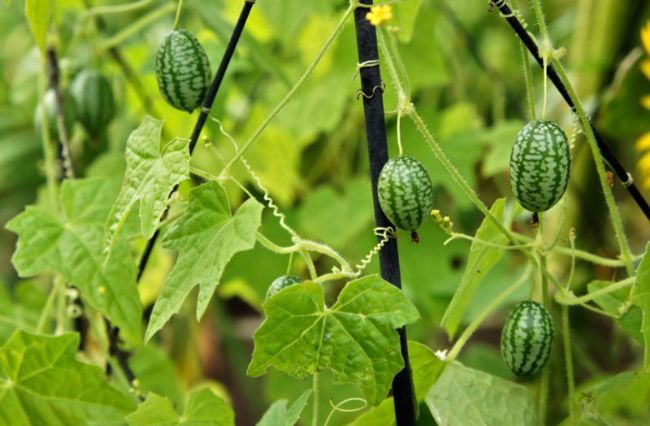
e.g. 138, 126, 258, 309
222, 3, 354, 172
562, 304, 577, 425
447, 265, 532, 362
554, 276, 635, 305
99, 3, 176, 50
173, 0, 185, 30
36, 278, 62, 333
512, 0, 537, 120
85, 0, 154, 17
46, 48, 75, 180
38, 63, 60, 213
312, 372, 320, 426
539, 361, 550, 426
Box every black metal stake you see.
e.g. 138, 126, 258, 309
490, 0, 650, 221
138, 0, 256, 281
353, 2, 417, 425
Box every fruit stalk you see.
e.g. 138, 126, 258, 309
353, 2, 416, 424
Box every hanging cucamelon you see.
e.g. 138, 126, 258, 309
265, 275, 301, 301
70, 70, 115, 137
378, 156, 435, 233
155, 29, 212, 112
500, 300, 554, 377
509, 120, 571, 212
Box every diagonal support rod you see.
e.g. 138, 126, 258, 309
490, 0, 650, 221
353, 2, 417, 425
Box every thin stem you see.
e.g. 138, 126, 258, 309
36, 278, 61, 333
301, 250, 318, 281
447, 265, 532, 362
222, 3, 354, 172
554, 277, 635, 306
530, 0, 550, 42
312, 373, 320, 426
444, 232, 533, 250
256, 233, 297, 254
173, 0, 185, 30
539, 361, 550, 426
46, 48, 75, 180
396, 111, 404, 156
38, 63, 60, 213
99, 3, 175, 50
562, 304, 577, 425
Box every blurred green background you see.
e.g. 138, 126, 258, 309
1, 0, 650, 424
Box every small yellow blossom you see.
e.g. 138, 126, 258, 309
642, 95, 650, 110
636, 133, 650, 151
366, 5, 393, 27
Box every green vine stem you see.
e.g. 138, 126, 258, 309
84, 0, 154, 18
222, 2, 354, 172
173, 0, 185, 30
446, 264, 532, 362
562, 304, 576, 425
37, 64, 60, 213
36, 277, 63, 333
99, 3, 176, 50
512, 0, 536, 120
312, 373, 320, 426
538, 361, 550, 426
554, 276, 635, 306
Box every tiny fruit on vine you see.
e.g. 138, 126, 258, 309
500, 300, 554, 377
265, 275, 301, 300
35, 88, 76, 140
378, 156, 435, 233
155, 29, 212, 113
70, 70, 115, 137
509, 120, 571, 212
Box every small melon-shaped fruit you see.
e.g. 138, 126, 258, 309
35, 88, 76, 140
71, 70, 115, 136
265, 275, 301, 301
509, 120, 571, 212
155, 29, 211, 112
500, 300, 554, 377
378, 156, 435, 232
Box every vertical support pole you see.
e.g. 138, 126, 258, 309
352, 2, 417, 425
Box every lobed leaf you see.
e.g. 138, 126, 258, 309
145, 181, 263, 341
6, 178, 142, 344
632, 243, 650, 369
256, 390, 311, 426
24, 0, 50, 54
104, 116, 190, 255
248, 275, 419, 406
0, 331, 135, 425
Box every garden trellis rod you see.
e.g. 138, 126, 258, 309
489, 0, 650, 221
138, 0, 256, 280
353, 1, 417, 425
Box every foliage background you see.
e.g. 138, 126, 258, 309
1, 0, 650, 424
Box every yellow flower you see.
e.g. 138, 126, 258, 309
642, 95, 650, 110
637, 132, 650, 151
642, 22, 650, 55
366, 5, 393, 27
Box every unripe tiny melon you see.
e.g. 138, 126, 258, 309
35, 88, 76, 140
378, 156, 435, 232
155, 29, 211, 112
265, 275, 301, 301
500, 300, 554, 377
509, 120, 571, 212
70, 70, 115, 137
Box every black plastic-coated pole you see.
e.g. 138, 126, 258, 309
138, 0, 256, 280
353, 3, 417, 425
490, 0, 650, 222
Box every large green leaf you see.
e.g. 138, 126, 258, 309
589, 280, 643, 344
104, 116, 190, 254
425, 362, 538, 426
632, 243, 650, 369
256, 390, 311, 426
24, 0, 50, 54
248, 275, 419, 406
146, 181, 263, 341
394, 0, 424, 42
126, 388, 234, 426
0, 331, 135, 425
441, 198, 511, 339
6, 178, 142, 344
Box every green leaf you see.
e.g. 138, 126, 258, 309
256, 390, 312, 426
6, 178, 142, 344
347, 399, 394, 426
126, 388, 234, 426
25, 0, 50, 54
577, 370, 650, 423
146, 181, 263, 341
104, 116, 190, 254
0, 331, 135, 425
129, 345, 184, 406
589, 280, 643, 344
394, 0, 423, 42
425, 362, 538, 426
0, 281, 46, 345
632, 243, 650, 369
248, 275, 419, 406
441, 198, 511, 339
408, 341, 445, 400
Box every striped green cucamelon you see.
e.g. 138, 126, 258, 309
509, 120, 571, 212
155, 29, 211, 112
70, 70, 115, 136
265, 275, 301, 301
378, 156, 435, 232
500, 301, 554, 377
35, 88, 76, 140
